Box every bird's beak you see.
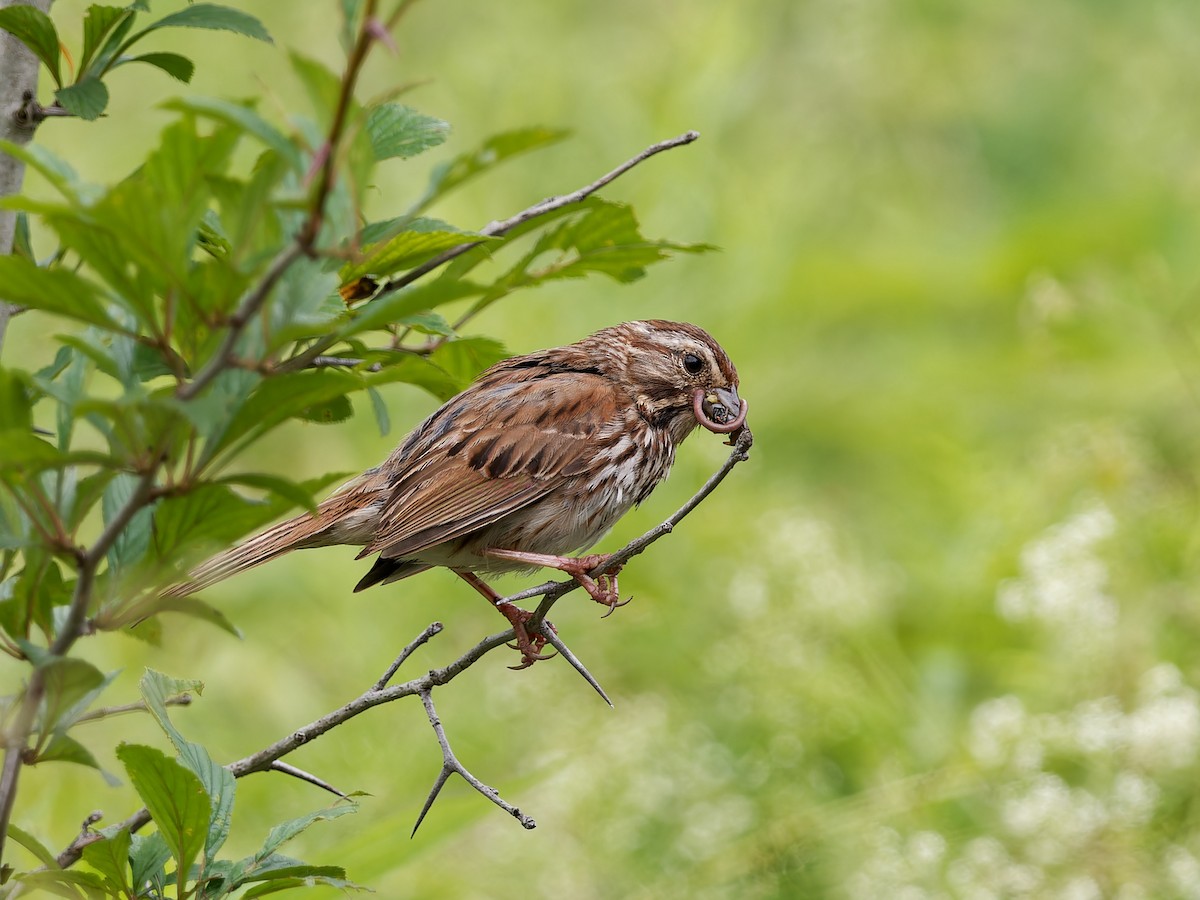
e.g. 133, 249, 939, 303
692, 386, 748, 435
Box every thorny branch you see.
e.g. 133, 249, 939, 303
53, 427, 753, 866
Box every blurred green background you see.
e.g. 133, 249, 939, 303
9, 0, 1200, 896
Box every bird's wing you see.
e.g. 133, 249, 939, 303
363, 371, 621, 561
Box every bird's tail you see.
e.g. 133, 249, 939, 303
162, 510, 333, 599
163, 472, 384, 599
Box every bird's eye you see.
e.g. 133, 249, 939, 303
682, 353, 704, 375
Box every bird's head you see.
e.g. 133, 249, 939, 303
579, 319, 746, 445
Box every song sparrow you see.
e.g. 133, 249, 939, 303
169, 319, 746, 667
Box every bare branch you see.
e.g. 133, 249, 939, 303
375, 621, 443, 690
269, 760, 350, 799
412, 689, 535, 836
538, 625, 612, 707
75, 693, 193, 725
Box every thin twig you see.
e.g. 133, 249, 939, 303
75, 694, 193, 725
375, 621, 443, 690
281, 130, 701, 373
269, 760, 350, 799
411, 689, 535, 836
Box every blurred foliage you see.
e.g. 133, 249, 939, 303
5, 0, 1200, 898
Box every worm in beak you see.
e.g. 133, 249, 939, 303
693, 386, 747, 434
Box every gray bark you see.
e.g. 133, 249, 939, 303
0, 0, 53, 354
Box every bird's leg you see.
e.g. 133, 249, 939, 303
454, 571, 556, 669
485, 549, 631, 616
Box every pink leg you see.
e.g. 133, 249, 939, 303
455, 571, 556, 669
485, 549, 631, 616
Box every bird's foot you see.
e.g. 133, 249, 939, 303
455, 570, 557, 668
497, 603, 557, 670
486, 549, 631, 616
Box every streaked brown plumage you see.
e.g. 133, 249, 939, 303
169, 319, 746, 665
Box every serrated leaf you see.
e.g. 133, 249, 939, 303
139, 670, 204, 751
163, 96, 301, 170
101, 474, 154, 573
151, 483, 287, 564
258, 805, 357, 859
241, 863, 347, 885
341, 220, 483, 283
12, 210, 34, 260
124, 51, 195, 83
367, 103, 449, 161
0, 256, 120, 331
0, 4, 62, 86
411, 126, 570, 214
116, 744, 209, 886
55, 78, 110, 121
242, 875, 364, 898
128, 831, 170, 896
127, 3, 272, 45
80, 5, 132, 76
80, 827, 133, 896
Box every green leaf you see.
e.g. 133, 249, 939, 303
341, 219, 484, 283
38, 657, 105, 739
217, 473, 319, 514
152, 483, 298, 563
242, 874, 363, 898
0, 141, 82, 202
15, 868, 110, 897
0, 4, 62, 87
367, 103, 449, 161
298, 394, 353, 425
55, 78, 110, 121
101, 474, 154, 573
80, 5, 132, 76
428, 337, 508, 392
145, 596, 243, 638
366, 386, 389, 437
126, 3, 272, 46
0, 368, 32, 431
412, 126, 570, 214
116, 744, 209, 888
139, 670, 204, 752
80, 827, 133, 896
258, 805, 357, 859
163, 96, 301, 170
12, 210, 34, 261
8, 824, 57, 868
0, 256, 120, 331
122, 51, 195, 83
289, 50, 342, 121
35, 732, 104, 772
129, 832, 170, 897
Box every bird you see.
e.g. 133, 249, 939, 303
167, 319, 746, 667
